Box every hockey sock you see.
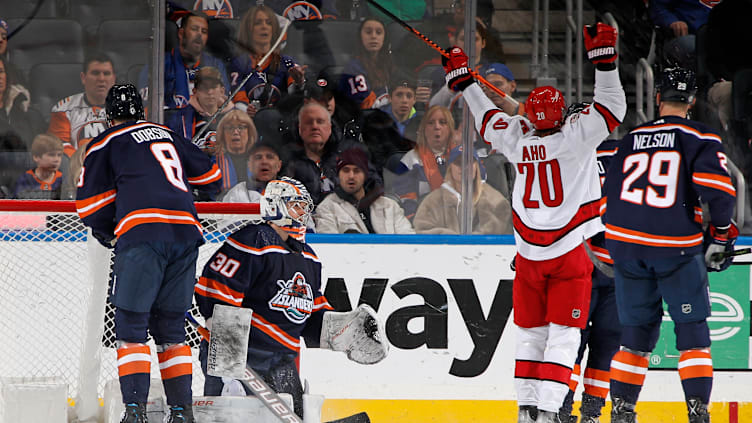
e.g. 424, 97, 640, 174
514, 325, 547, 406
609, 349, 649, 405
583, 366, 610, 401
538, 323, 579, 413
117, 343, 151, 404
158, 344, 193, 406
678, 349, 713, 404
558, 389, 576, 420
580, 392, 606, 418
558, 363, 580, 417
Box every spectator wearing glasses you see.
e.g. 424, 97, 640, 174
391, 105, 456, 220
214, 109, 258, 194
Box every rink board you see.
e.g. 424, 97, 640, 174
301, 234, 752, 421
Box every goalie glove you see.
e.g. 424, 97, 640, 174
704, 223, 739, 272
584, 23, 617, 66
320, 304, 388, 365
442, 46, 474, 92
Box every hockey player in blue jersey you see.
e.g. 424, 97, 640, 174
556, 104, 623, 423
76, 84, 222, 423
603, 68, 738, 423
195, 177, 388, 417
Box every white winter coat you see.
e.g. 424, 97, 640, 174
314, 193, 415, 234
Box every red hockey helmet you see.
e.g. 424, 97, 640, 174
525, 86, 566, 130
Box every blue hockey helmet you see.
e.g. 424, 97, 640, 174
657, 67, 697, 104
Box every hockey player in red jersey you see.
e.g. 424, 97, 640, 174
76, 84, 222, 423
604, 68, 737, 423
195, 177, 388, 417
442, 23, 626, 423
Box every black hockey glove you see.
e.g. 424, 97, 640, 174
703, 223, 739, 272
92, 230, 116, 249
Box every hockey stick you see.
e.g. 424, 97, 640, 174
191, 19, 292, 145
185, 313, 371, 423
711, 247, 751, 261
365, 0, 519, 109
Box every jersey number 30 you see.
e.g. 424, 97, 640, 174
620, 151, 680, 208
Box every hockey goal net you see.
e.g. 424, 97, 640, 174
0, 200, 260, 420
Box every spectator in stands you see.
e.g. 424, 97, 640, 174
61, 139, 90, 200
167, 66, 232, 147
413, 145, 511, 234
0, 19, 24, 86
139, 11, 230, 110
340, 17, 393, 110
214, 109, 258, 194
649, 0, 715, 70
705, 0, 752, 133
48, 51, 116, 157
453, 21, 504, 68
379, 74, 422, 142
13, 134, 63, 200
0, 56, 44, 195
222, 140, 284, 202
230, 5, 306, 116
391, 105, 456, 220
315, 147, 414, 234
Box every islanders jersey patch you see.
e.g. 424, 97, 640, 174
269, 272, 314, 323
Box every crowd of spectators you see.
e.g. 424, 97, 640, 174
2, 0, 749, 235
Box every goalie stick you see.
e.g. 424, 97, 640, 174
185, 313, 371, 423
191, 18, 292, 145
365, 0, 520, 110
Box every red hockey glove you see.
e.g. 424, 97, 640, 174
584, 23, 617, 64
703, 223, 739, 272
442, 46, 474, 92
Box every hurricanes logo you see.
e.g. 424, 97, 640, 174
269, 272, 314, 323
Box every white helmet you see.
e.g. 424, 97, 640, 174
261, 177, 314, 229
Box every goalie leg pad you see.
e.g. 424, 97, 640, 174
320, 304, 389, 364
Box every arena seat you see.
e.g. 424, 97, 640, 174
284, 20, 359, 74
207, 18, 240, 63
95, 19, 152, 78
29, 62, 83, 118
0, 1, 58, 19
6, 19, 85, 77
68, 0, 150, 40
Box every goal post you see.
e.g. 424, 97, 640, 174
0, 199, 260, 421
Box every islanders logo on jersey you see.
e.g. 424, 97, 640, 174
269, 272, 314, 324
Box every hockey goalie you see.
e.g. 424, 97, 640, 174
194, 177, 389, 419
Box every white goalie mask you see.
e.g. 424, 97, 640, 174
261, 177, 314, 238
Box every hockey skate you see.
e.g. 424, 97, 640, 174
120, 403, 147, 423
581, 416, 600, 423
610, 397, 637, 423
165, 404, 194, 423
518, 405, 538, 423
686, 397, 710, 423
537, 410, 562, 422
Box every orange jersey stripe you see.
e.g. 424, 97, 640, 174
252, 314, 300, 352
114, 208, 202, 236
692, 172, 736, 196
605, 224, 703, 248
568, 363, 582, 391
195, 276, 244, 306
76, 189, 117, 219
188, 164, 222, 185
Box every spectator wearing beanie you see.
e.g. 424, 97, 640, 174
315, 147, 414, 234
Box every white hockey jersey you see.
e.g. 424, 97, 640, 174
48, 93, 108, 156
463, 70, 626, 260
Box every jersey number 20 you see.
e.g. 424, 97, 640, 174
517, 159, 564, 208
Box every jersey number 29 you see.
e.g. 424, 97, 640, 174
620, 151, 680, 208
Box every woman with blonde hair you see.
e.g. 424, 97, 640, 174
214, 109, 257, 193
391, 105, 456, 219
229, 5, 305, 116
413, 145, 512, 234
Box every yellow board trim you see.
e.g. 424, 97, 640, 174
321, 400, 752, 423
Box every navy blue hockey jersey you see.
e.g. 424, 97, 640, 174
603, 116, 736, 260
76, 121, 222, 248
195, 223, 333, 354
